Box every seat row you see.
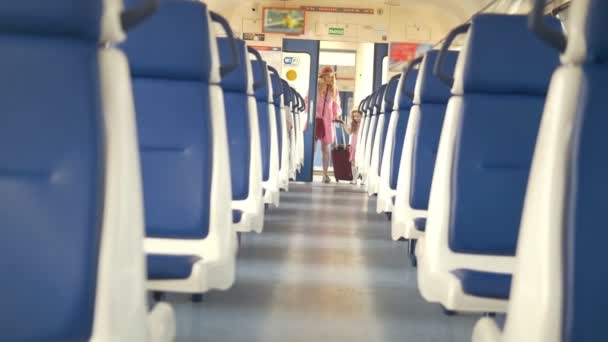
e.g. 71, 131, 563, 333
357, 0, 607, 340
0, 0, 306, 340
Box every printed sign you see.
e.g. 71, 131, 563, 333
328, 27, 345, 36
283, 56, 300, 65
301, 6, 374, 14
242, 32, 265, 41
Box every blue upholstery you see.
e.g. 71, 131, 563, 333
123, 1, 213, 239
219, 38, 249, 93
0, 1, 106, 40
414, 218, 426, 232
564, 66, 608, 342
367, 84, 387, 165
390, 70, 418, 190
270, 72, 283, 168
414, 50, 457, 105
0, 3, 105, 340
577, 1, 608, 63
122, 1, 213, 82
232, 210, 243, 224
147, 254, 201, 280
455, 15, 561, 96
448, 15, 560, 256
252, 60, 271, 182
219, 38, 251, 201
409, 104, 447, 210
409, 51, 458, 210
451, 270, 512, 300
377, 76, 400, 176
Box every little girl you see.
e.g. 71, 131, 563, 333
339, 109, 362, 184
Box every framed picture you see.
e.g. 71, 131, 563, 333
262, 8, 305, 35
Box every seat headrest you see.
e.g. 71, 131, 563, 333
121, 1, 218, 83
218, 38, 249, 93
251, 60, 269, 101
374, 84, 387, 113
270, 71, 283, 100
384, 76, 400, 112
453, 14, 561, 96
414, 50, 457, 104
282, 80, 293, 105
564, 0, 608, 63
0, 0, 124, 42
398, 69, 418, 109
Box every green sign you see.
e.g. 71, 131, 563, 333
328, 27, 345, 36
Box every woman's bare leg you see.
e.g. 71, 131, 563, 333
322, 143, 330, 179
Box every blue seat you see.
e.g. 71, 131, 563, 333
451, 270, 512, 300
377, 75, 401, 178
0, 0, 175, 340
269, 70, 284, 170
218, 38, 251, 202
410, 50, 458, 211
473, 2, 608, 340
414, 218, 426, 232
122, 0, 236, 293
417, 14, 560, 312
252, 59, 272, 183
148, 254, 201, 280
448, 15, 560, 256
368, 76, 400, 195
390, 70, 418, 190
361, 84, 387, 178
218, 38, 265, 233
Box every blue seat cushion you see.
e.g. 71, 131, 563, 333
389, 107, 411, 190
0, 38, 102, 341
455, 14, 560, 96
257, 100, 271, 181
224, 91, 251, 200
414, 50, 458, 104
147, 254, 201, 280
218, 38, 248, 93
410, 104, 446, 210
397, 70, 417, 109
451, 269, 512, 300
134, 78, 212, 240
414, 218, 426, 232
233, 210, 243, 224
564, 65, 608, 342
251, 60, 269, 101
449, 95, 543, 256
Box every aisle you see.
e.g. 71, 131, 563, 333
173, 182, 478, 342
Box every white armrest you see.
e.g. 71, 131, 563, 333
148, 302, 176, 342
472, 317, 502, 342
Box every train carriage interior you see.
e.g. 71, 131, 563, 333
1, 0, 606, 341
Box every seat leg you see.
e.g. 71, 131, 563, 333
407, 239, 418, 267
385, 212, 392, 221
153, 291, 165, 302
441, 305, 457, 316
191, 294, 204, 303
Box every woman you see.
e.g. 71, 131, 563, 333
315, 66, 341, 184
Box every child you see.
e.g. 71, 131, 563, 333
339, 109, 362, 184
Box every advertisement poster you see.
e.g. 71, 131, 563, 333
262, 8, 305, 34
388, 43, 433, 72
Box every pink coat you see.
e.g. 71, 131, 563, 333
315, 88, 341, 145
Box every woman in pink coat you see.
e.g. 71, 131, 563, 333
315, 66, 341, 183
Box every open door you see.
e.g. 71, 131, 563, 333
282, 38, 320, 183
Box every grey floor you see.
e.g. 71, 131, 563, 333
171, 182, 479, 342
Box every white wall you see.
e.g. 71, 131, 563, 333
353, 42, 375, 106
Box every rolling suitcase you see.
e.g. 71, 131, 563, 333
332, 119, 353, 182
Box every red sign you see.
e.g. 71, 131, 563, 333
388, 43, 419, 71
301, 6, 374, 14
248, 45, 282, 52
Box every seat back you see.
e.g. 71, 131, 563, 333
252, 60, 271, 182
0, 0, 151, 339
492, 2, 608, 341
390, 70, 418, 190
409, 50, 457, 210
270, 70, 284, 169
124, 1, 215, 239
446, 14, 560, 256
218, 38, 251, 201
377, 75, 400, 176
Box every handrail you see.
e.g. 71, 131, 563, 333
210, 11, 240, 78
